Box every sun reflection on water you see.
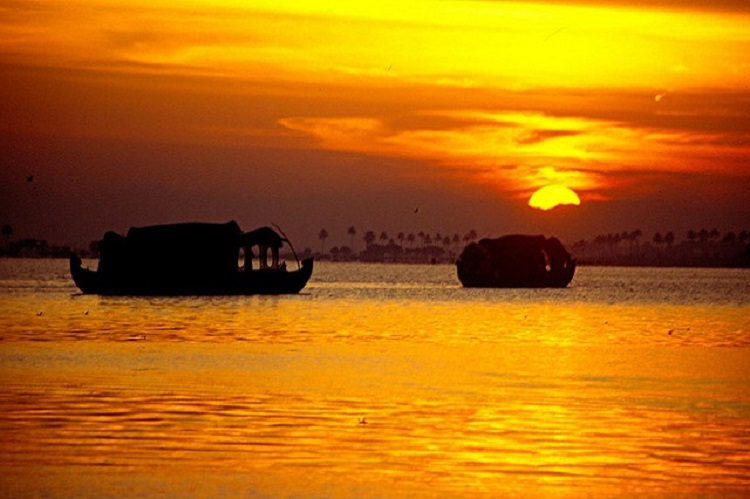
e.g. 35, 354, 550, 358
1, 261, 749, 496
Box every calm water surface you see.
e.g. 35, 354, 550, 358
0, 259, 748, 497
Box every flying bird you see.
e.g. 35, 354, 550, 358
26, 175, 34, 182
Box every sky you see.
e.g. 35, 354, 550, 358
1, 0, 749, 249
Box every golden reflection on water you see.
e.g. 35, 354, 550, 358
1, 262, 749, 496
2, 339, 749, 496
1, 292, 747, 349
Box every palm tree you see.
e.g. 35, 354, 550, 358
626, 229, 642, 255
397, 232, 405, 247
363, 230, 376, 247
653, 232, 663, 247
379, 231, 389, 244
407, 233, 416, 247
698, 228, 709, 244
620, 231, 629, 248
630, 229, 642, 244
347, 226, 357, 249
664, 231, 675, 247
318, 228, 329, 254
1, 224, 12, 252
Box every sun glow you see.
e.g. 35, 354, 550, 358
528, 185, 581, 211
1, 0, 748, 239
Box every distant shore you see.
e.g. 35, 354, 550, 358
5, 255, 747, 269
3, 227, 748, 269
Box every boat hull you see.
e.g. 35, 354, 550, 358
70, 253, 314, 296
457, 259, 576, 288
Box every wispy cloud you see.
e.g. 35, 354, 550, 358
3, 0, 748, 88
280, 101, 750, 201
1, 0, 748, 240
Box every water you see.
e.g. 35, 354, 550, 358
1, 260, 749, 497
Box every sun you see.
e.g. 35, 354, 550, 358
528, 185, 581, 211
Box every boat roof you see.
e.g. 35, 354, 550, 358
126, 221, 243, 246
242, 226, 284, 248
123, 221, 285, 248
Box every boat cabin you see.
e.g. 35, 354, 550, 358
242, 226, 285, 271
96, 221, 289, 289
70, 221, 313, 295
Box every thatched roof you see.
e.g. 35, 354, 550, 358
242, 226, 285, 248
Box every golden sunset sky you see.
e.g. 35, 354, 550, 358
1, 0, 748, 247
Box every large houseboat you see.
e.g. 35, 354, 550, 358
70, 221, 313, 295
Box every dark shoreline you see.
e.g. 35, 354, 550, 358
4, 255, 747, 269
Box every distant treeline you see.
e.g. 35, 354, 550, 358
3, 224, 749, 268
304, 227, 750, 267
308, 227, 750, 267
1, 223, 96, 258
303, 228, 478, 264
569, 229, 750, 268
0, 238, 74, 259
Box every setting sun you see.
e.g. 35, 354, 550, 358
528, 185, 581, 211
0, 0, 748, 245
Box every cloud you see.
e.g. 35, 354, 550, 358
520, 0, 750, 13
2, 0, 748, 244
279, 98, 750, 203
515, 129, 581, 145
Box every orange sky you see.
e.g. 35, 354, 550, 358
1, 0, 748, 246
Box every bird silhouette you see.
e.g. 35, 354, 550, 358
26, 175, 34, 183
